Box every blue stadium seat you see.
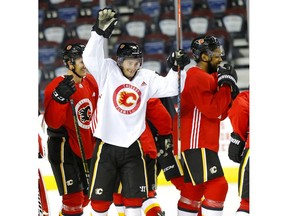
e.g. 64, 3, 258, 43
207, 0, 227, 14
57, 6, 79, 23
181, 0, 194, 15
39, 41, 60, 65
48, 0, 81, 23
172, 31, 198, 54
143, 33, 170, 54
139, 1, 161, 19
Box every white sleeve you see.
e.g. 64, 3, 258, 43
149, 68, 187, 98
83, 31, 105, 82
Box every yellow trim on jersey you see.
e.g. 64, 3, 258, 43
89, 141, 104, 198
201, 148, 208, 182
174, 155, 184, 175
181, 152, 196, 185
239, 149, 250, 196
137, 140, 149, 197
60, 137, 67, 194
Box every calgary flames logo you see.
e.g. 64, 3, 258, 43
113, 84, 141, 114
79, 105, 92, 123
75, 98, 93, 129
118, 91, 137, 107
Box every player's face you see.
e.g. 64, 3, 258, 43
121, 58, 141, 80
74, 58, 88, 77
208, 47, 223, 73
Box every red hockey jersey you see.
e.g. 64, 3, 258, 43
228, 90, 250, 148
140, 98, 172, 158
44, 73, 98, 159
174, 66, 232, 153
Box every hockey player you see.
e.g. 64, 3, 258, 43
228, 90, 250, 215
113, 98, 172, 216
44, 43, 99, 216
82, 8, 190, 216
174, 35, 239, 216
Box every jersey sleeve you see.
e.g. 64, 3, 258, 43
43, 77, 70, 129
228, 91, 249, 141
82, 32, 105, 80
146, 98, 172, 135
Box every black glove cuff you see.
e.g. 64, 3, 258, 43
92, 24, 105, 36
231, 85, 239, 99
92, 20, 116, 38
52, 90, 68, 104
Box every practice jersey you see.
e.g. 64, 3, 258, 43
178, 66, 232, 153
44, 73, 98, 159
228, 90, 250, 148
140, 98, 173, 158
83, 32, 186, 148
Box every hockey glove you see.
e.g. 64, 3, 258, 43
217, 63, 239, 99
52, 75, 76, 104
228, 132, 245, 163
156, 134, 173, 157
92, 8, 118, 38
167, 49, 190, 71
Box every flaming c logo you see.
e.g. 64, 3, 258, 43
75, 98, 93, 129
113, 84, 141, 114
118, 91, 137, 107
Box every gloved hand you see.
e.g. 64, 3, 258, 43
156, 134, 173, 157
92, 8, 118, 38
217, 63, 239, 99
167, 49, 190, 71
228, 132, 245, 163
52, 75, 76, 104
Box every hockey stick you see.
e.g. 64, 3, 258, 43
69, 99, 90, 186
175, 0, 182, 159
38, 168, 49, 216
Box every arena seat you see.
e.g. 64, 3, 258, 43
143, 33, 171, 54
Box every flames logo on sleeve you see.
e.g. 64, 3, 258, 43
113, 84, 141, 114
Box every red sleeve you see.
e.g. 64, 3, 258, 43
228, 91, 249, 141
146, 98, 172, 135
139, 122, 158, 158
85, 73, 99, 104
43, 76, 70, 129
183, 69, 232, 119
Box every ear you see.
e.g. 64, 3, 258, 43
201, 53, 210, 62
67, 61, 74, 70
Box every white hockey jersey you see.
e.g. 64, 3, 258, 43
83, 32, 186, 148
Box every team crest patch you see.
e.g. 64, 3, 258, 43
75, 98, 93, 129
113, 84, 141, 114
